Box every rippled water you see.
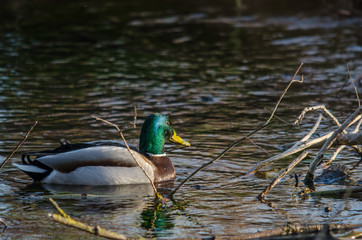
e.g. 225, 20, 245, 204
0, 0, 361, 239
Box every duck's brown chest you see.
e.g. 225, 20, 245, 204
147, 155, 176, 183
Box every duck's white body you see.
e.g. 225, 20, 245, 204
14, 141, 162, 185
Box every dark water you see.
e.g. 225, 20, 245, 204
0, 0, 361, 239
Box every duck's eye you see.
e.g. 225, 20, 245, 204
164, 128, 173, 139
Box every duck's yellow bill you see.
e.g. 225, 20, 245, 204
169, 130, 191, 147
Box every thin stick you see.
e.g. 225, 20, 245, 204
257, 151, 308, 199
347, 64, 360, 107
169, 121, 274, 197
49, 198, 126, 240
266, 63, 304, 124
91, 115, 161, 200
0, 121, 38, 170
304, 106, 362, 188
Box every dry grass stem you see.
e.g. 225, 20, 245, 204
49, 198, 127, 240
257, 151, 309, 200
0, 121, 38, 170
92, 115, 161, 200
347, 64, 360, 107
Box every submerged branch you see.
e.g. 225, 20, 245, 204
49, 198, 126, 240
0, 121, 38, 170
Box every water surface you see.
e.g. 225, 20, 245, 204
0, 0, 361, 238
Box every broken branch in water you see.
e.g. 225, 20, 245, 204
304, 106, 362, 189
92, 115, 162, 201
0, 121, 38, 170
257, 151, 309, 200
49, 198, 126, 240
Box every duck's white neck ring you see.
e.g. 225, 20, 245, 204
146, 153, 167, 157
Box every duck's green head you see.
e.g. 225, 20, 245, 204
139, 113, 190, 155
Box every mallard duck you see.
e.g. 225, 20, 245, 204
14, 113, 190, 185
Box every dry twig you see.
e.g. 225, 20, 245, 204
0, 121, 38, 170
49, 198, 126, 240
